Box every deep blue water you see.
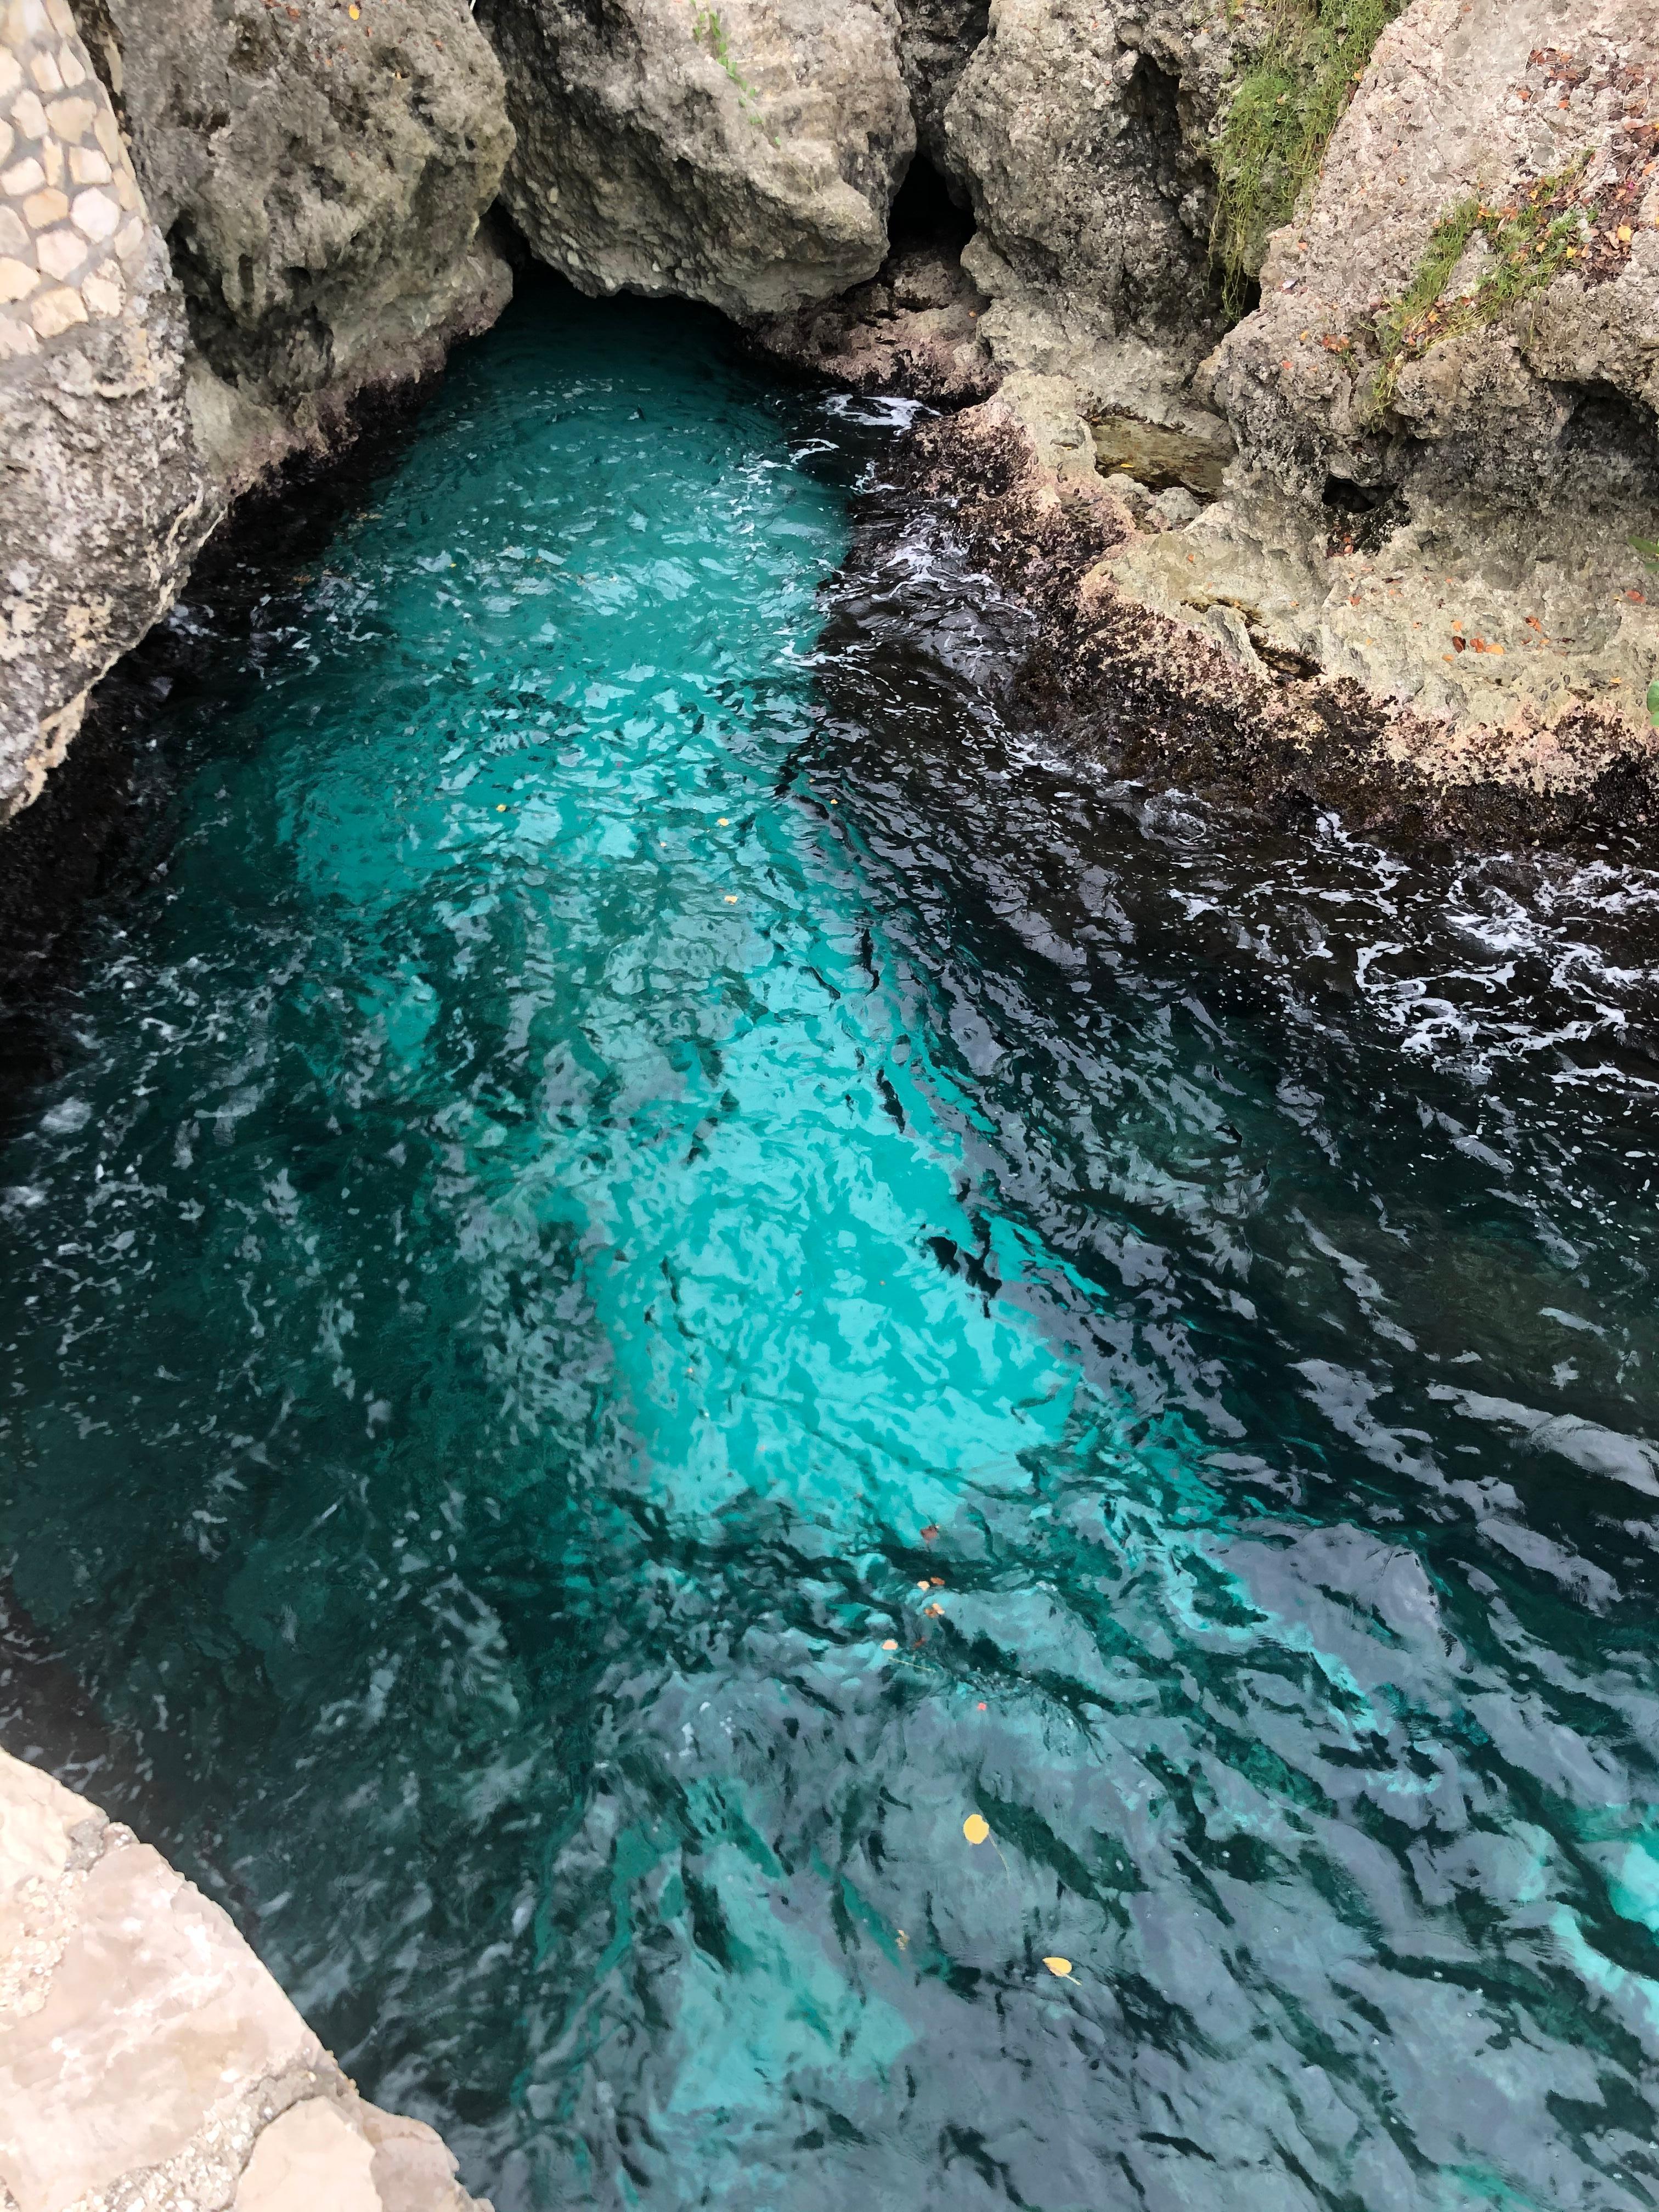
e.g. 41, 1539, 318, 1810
4, 282, 1659, 2210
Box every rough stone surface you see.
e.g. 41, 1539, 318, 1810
1121, 0, 1659, 750
0, 0, 213, 822
898, 392, 1659, 843
74, 0, 515, 487
0, 1746, 489, 2212
1210, 0, 1659, 505
751, 239, 995, 402
894, 0, 986, 178
943, 0, 1248, 393
476, 0, 913, 322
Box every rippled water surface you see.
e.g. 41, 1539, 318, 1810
5, 283, 1659, 2211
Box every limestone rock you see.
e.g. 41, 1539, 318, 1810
749, 240, 995, 402
894, 0, 987, 178
1126, 0, 1659, 747
73, 0, 515, 487
1209, 0, 1659, 509
0, 1746, 487, 2212
0, 0, 214, 822
944, 0, 1245, 383
475, 0, 913, 322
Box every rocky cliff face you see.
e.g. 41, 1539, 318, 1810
945, 0, 1241, 376
476, 0, 913, 321
894, 0, 985, 178
2, 0, 515, 820
72, 0, 515, 487
752, 0, 1659, 821
1, 0, 213, 822
6, 0, 1659, 833
1111, 0, 1659, 761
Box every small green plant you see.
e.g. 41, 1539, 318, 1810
691, 5, 766, 123
1649, 677, 1659, 733
1211, 0, 1408, 314
1365, 157, 1592, 415
1632, 534, 1659, 574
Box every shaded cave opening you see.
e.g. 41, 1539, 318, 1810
888, 149, 975, 256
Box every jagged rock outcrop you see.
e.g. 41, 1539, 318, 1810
1, 0, 213, 822
895, 0, 986, 177
0, 1747, 487, 2212
777, 0, 1659, 828
1110, 0, 1659, 751
475, 0, 913, 322
74, 0, 515, 487
943, 0, 1247, 400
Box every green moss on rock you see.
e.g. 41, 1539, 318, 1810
1367, 159, 1593, 413
1211, 0, 1408, 312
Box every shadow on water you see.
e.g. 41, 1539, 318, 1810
2, 272, 1659, 2211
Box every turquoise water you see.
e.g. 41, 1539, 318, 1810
4, 283, 1659, 2209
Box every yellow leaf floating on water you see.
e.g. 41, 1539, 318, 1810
963, 1814, 990, 1845
1042, 1956, 1073, 1978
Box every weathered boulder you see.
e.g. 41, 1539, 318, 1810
475, 0, 913, 322
0, 0, 213, 822
944, 0, 1245, 392
72, 0, 515, 487
0, 1746, 487, 2212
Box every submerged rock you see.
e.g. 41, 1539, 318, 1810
73, 0, 515, 488
476, 0, 913, 322
1, 0, 213, 822
0, 1747, 487, 2211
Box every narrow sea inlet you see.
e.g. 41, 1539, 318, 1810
4, 282, 1659, 2210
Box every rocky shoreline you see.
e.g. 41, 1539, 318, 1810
861, 375, 1659, 847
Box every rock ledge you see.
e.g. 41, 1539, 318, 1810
0, 1747, 488, 2212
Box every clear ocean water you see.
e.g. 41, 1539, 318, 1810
4, 280, 1659, 2210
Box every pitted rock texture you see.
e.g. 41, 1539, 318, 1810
0, 0, 213, 822
1130, 0, 1659, 747
0, 1747, 488, 2212
476, 0, 913, 323
1210, 0, 1659, 506
944, 0, 1249, 388
894, 0, 986, 178
751, 239, 995, 402
74, 0, 515, 487
900, 392, 1659, 843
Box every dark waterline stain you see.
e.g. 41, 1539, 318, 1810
3, 277, 1659, 2212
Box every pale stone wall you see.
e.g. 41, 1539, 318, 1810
0, 1748, 489, 2212
0, 0, 145, 361
0, 0, 213, 822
